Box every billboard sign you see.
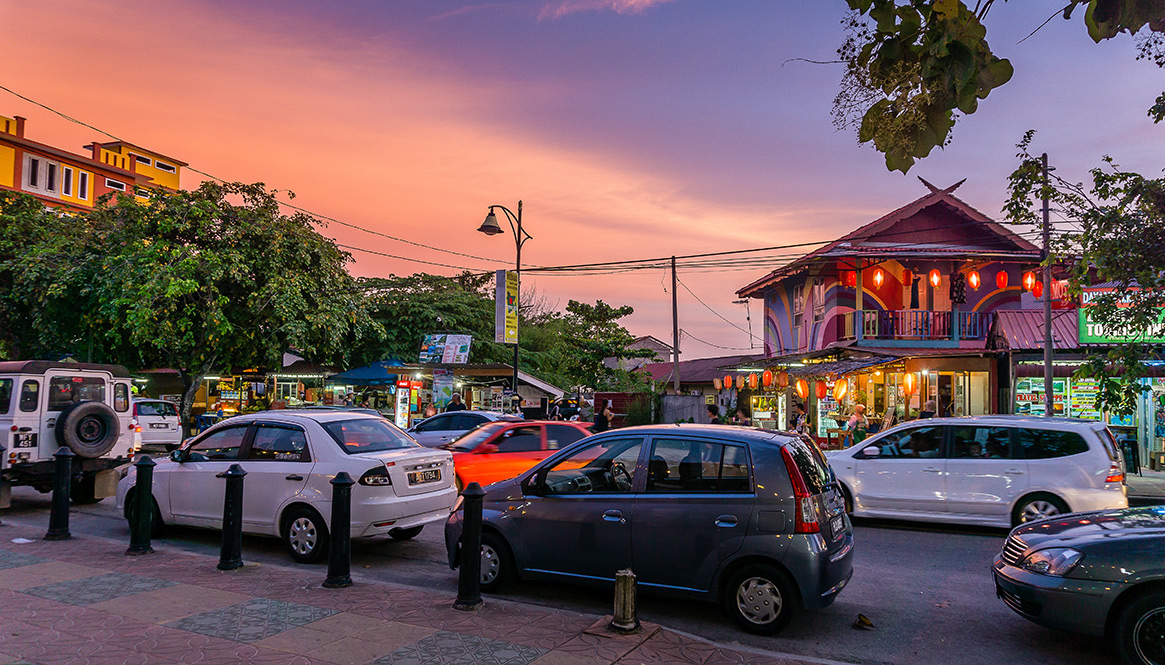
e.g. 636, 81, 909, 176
1078, 286, 1165, 344
419, 334, 472, 364
495, 270, 519, 344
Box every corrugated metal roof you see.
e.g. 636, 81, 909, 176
992, 310, 1080, 350
639, 353, 766, 384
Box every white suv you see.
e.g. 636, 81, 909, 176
0, 361, 136, 505
827, 416, 1127, 528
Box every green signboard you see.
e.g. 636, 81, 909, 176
1078, 308, 1165, 344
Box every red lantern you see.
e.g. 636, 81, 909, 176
778, 371, 789, 389
795, 378, 809, 400
815, 381, 827, 400
713, 377, 722, 390
903, 373, 917, 396
996, 270, 1009, 289
724, 375, 733, 391
736, 375, 745, 390
843, 270, 857, 288
872, 268, 885, 288
1032, 279, 1044, 298
833, 381, 848, 401
762, 369, 773, 388
968, 270, 981, 290
903, 269, 913, 285
748, 373, 758, 390
928, 269, 941, 288
1023, 271, 1037, 291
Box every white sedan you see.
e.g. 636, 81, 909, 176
117, 411, 457, 563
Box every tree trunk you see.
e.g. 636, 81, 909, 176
177, 364, 213, 439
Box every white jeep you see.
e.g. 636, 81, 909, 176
0, 361, 137, 505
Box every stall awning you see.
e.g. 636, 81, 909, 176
327, 359, 405, 386
786, 356, 900, 379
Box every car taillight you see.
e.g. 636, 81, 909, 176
1105, 462, 1124, 484
132, 404, 138, 417
359, 466, 392, 486
780, 446, 819, 534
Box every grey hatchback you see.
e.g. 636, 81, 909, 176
444, 424, 853, 634
993, 506, 1165, 665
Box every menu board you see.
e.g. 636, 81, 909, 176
1068, 379, 1101, 420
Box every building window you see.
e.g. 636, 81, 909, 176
813, 278, 826, 322
78, 172, 89, 200
105, 178, 126, 192
45, 163, 57, 193
26, 157, 39, 188
792, 283, 804, 328
135, 186, 151, 198
129, 153, 151, 167
63, 167, 73, 196
154, 160, 176, 173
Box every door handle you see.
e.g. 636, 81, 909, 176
1003, 469, 1025, 475
285, 475, 304, 481
602, 510, 625, 523
715, 515, 738, 528
923, 467, 942, 473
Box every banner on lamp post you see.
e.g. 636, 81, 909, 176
495, 270, 519, 344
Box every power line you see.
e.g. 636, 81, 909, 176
680, 329, 756, 351
677, 277, 761, 341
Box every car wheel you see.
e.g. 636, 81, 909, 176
388, 526, 423, 541
838, 483, 854, 515
282, 506, 329, 564
724, 564, 797, 635
479, 531, 515, 593
1012, 494, 1069, 526
124, 490, 166, 538
1116, 590, 1165, 665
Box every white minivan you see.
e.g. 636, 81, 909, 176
827, 416, 1127, 527
131, 398, 183, 452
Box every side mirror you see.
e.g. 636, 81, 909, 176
478, 443, 499, 454
170, 449, 184, 463
525, 469, 549, 496
861, 446, 880, 458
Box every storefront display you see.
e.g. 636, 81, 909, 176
749, 394, 786, 431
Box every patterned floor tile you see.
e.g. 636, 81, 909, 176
701, 648, 785, 665
0, 550, 46, 570
165, 597, 339, 643
617, 629, 716, 665
528, 652, 608, 665
22, 572, 178, 606
0, 561, 108, 590
372, 630, 547, 665
88, 583, 250, 624
552, 632, 647, 663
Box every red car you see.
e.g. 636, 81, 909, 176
444, 420, 592, 489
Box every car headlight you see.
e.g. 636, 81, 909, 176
1020, 548, 1084, 577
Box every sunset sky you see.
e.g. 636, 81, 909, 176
2, 0, 1161, 358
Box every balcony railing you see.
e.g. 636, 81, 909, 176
839, 310, 992, 342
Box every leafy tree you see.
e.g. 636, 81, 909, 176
835, 1, 1165, 173
560, 300, 654, 392
1005, 131, 1165, 414
3, 184, 380, 429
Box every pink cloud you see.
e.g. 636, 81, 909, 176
538, 0, 678, 20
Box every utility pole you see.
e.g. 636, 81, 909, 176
671, 256, 680, 394
1042, 153, 1054, 417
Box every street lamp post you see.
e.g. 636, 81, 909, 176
478, 201, 531, 411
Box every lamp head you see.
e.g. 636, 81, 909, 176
477, 209, 504, 236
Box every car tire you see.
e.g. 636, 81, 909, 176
124, 490, 166, 538
724, 564, 797, 635
1115, 589, 1165, 665
1011, 493, 1069, 526
388, 526, 423, 541
838, 483, 854, 515
282, 506, 329, 564
479, 531, 515, 593
55, 401, 119, 458
70, 475, 103, 505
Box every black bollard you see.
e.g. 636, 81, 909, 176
323, 472, 355, 588
453, 482, 486, 611
126, 455, 157, 556
44, 447, 74, 541
216, 464, 246, 571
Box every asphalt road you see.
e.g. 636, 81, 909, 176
0, 487, 1115, 665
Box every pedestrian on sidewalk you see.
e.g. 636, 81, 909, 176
845, 404, 868, 446
707, 404, 723, 425
593, 399, 613, 432
445, 393, 468, 412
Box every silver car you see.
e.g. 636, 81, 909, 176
444, 424, 853, 634
408, 411, 522, 447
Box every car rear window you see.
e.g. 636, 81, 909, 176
448, 422, 508, 451
137, 401, 178, 417
1016, 428, 1089, 459
324, 418, 419, 454
1097, 427, 1122, 463
784, 437, 832, 494
0, 379, 11, 414
47, 376, 106, 411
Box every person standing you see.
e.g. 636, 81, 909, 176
918, 400, 937, 419
593, 399, 613, 432
445, 393, 468, 412
791, 402, 808, 435
846, 404, 868, 446
706, 404, 723, 424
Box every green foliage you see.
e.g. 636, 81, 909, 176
624, 391, 660, 426
560, 300, 655, 392
836, 1, 1164, 173
1005, 132, 1165, 414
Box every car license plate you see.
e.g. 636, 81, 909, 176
150, 423, 169, 429
14, 432, 36, 448
830, 515, 844, 539
408, 469, 441, 485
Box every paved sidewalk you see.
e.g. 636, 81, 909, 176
0, 524, 828, 665
1126, 467, 1165, 502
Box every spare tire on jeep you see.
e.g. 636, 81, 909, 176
55, 401, 119, 458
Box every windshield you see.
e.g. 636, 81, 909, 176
323, 418, 419, 454
448, 422, 506, 452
